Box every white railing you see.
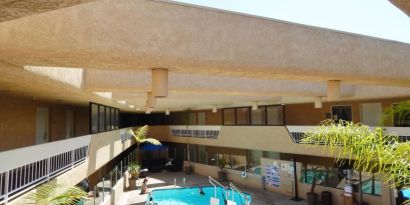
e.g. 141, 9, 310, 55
286, 126, 410, 143
0, 135, 91, 204
170, 126, 221, 139
209, 176, 227, 198
230, 182, 250, 205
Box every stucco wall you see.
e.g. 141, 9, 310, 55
186, 161, 262, 190
285, 97, 410, 126
0, 94, 89, 151
148, 126, 325, 157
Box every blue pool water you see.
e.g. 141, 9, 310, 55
150, 186, 252, 205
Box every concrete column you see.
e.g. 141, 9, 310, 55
327, 80, 341, 101
146, 92, 156, 108
152, 68, 168, 97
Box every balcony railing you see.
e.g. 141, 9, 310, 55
0, 135, 91, 204
286, 125, 410, 144
169, 125, 221, 139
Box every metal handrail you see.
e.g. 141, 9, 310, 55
209, 176, 227, 198
230, 182, 250, 205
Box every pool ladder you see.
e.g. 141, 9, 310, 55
229, 182, 250, 205
209, 176, 228, 199
208, 177, 250, 205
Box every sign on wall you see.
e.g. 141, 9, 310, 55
265, 163, 281, 187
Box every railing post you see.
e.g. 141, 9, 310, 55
46, 158, 51, 181
102, 177, 105, 202
71, 149, 75, 169
120, 161, 123, 177
115, 167, 118, 183
4, 171, 9, 204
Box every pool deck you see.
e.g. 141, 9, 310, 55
118, 171, 308, 205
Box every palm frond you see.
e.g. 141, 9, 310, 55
25, 182, 87, 205
302, 120, 410, 188
380, 100, 410, 126
133, 125, 148, 142
140, 138, 161, 145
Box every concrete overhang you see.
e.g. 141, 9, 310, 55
0, 0, 99, 22
0, 0, 409, 86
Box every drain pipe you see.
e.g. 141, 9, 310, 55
290, 158, 302, 201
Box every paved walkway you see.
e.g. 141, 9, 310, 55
118, 171, 308, 205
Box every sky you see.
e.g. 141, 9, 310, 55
173, 0, 410, 44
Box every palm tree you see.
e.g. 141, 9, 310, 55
380, 100, 410, 127
301, 101, 410, 204
303, 120, 409, 186
25, 182, 87, 205
129, 125, 161, 162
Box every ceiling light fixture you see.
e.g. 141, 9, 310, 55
314, 97, 323, 109
145, 108, 152, 114
212, 105, 217, 113
117, 100, 126, 105
252, 102, 258, 111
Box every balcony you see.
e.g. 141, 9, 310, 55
0, 127, 136, 204
286, 125, 410, 143
169, 125, 221, 139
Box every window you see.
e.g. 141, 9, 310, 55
99, 105, 105, 132
188, 112, 196, 125
222, 105, 284, 125
197, 112, 206, 125
114, 109, 119, 129
332, 105, 352, 122
251, 107, 266, 125
267, 105, 284, 125
90, 102, 120, 134
91, 104, 99, 134
198, 145, 207, 164
223, 108, 236, 125
105, 107, 111, 131
110, 108, 115, 130
392, 103, 410, 127
236, 107, 250, 125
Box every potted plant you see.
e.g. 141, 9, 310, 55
128, 162, 141, 179
300, 166, 329, 205
128, 162, 140, 190
217, 156, 228, 182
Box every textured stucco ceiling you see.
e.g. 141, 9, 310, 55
390, 0, 410, 16
0, 0, 409, 113
0, 0, 98, 22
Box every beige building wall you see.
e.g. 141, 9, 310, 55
148, 126, 325, 157
0, 94, 89, 151
285, 97, 410, 126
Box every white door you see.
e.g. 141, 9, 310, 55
360, 103, 382, 126
66, 110, 74, 138
197, 112, 206, 125
36, 107, 49, 144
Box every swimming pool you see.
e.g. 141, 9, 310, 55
150, 186, 252, 205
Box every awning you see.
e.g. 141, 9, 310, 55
139, 143, 167, 151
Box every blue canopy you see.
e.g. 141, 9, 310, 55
139, 143, 166, 151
